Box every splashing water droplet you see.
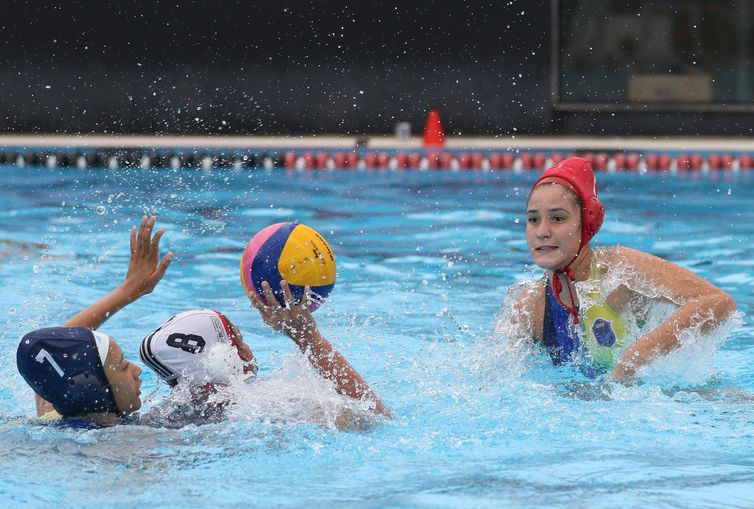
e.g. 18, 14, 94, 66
96, 206, 107, 215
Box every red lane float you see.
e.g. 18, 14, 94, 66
550, 153, 564, 165
346, 152, 358, 168
519, 153, 533, 170
316, 151, 330, 169
440, 152, 453, 169
284, 151, 297, 169
333, 152, 346, 168
706, 154, 720, 170
376, 152, 390, 167
470, 153, 484, 170
457, 152, 471, 169
532, 153, 546, 170
594, 152, 608, 171
487, 153, 501, 170
394, 153, 407, 169
612, 153, 626, 171
626, 153, 640, 171
658, 154, 672, 171
501, 152, 515, 170
690, 153, 704, 171
407, 153, 421, 169
363, 152, 377, 168
676, 154, 690, 171
645, 154, 658, 171
740, 154, 753, 169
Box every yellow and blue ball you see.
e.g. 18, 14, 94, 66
240, 222, 336, 311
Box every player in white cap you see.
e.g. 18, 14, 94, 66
139, 278, 390, 426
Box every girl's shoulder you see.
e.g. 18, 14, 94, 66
512, 275, 546, 308
596, 244, 640, 264
598, 245, 678, 275
506, 276, 546, 342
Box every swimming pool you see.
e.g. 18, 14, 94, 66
0, 165, 752, 508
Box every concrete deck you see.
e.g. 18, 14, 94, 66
0, 134, 752, 151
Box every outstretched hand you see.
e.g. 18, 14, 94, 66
250, 280, 317, 344
61, 215, 173, 330
122, 215, 173, 300
610, 363, 635, 384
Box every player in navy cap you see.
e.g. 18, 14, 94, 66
17, 215, 172, 425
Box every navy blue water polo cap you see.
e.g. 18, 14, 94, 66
17, 327, 118, 416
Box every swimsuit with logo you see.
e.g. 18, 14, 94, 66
542, 274, 628, 377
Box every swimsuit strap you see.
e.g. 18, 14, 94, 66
552, 266, 579, 324
543, 279, 581, 364
542, 279, 558, 355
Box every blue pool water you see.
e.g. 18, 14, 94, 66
0, 165, 753, 508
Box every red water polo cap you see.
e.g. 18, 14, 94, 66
531, 156, 604, 249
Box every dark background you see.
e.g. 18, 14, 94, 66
0, 1, 751, 136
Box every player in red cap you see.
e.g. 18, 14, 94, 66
512, 156, 737, 381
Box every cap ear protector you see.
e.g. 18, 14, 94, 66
531, 156, 605, 249
17, 327, 117, 416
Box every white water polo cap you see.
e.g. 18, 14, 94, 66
139, 309, 255, 386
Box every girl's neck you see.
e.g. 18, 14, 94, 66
568, 244, 594, 282
546, 244, 593, 280
547, 245, 594, 308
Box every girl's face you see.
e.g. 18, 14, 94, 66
103, 338, 143, 416
526, 184, 582, 270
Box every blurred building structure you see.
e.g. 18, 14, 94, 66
554, 0, 753, 134
0, 1, 751, 136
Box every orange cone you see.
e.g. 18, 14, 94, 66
423, 109, 445, 147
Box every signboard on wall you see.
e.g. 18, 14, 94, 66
627, 74, 713, 102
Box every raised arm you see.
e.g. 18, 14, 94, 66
34, 216, 172, 417
610, 246, 737, 382
62, 215, 173, 329
35, 216, 171, 417
250, 280, 391, 418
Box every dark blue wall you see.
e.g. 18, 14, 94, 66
2, 1, 751, 136
0, 1, 552, 135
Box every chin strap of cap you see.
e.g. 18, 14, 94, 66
551, 247, 581, 325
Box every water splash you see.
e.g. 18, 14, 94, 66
228, 352, 382, 430
467, 279, 539, 382
636, 311, 744, 387
473, 249, 744, 390
139, 349, 382, 431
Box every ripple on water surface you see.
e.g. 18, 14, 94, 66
0, 169, 753, 508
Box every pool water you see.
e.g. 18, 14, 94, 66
0, 166, 752, 508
